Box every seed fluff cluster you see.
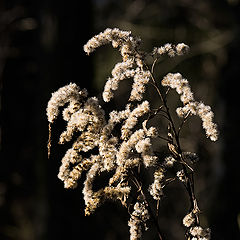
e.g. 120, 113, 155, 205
84, 28, 152, 102
162, 73, 218, 141
47, 28, 218, 240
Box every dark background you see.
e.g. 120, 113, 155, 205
1, 0, 240, 239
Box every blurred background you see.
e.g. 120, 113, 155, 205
1, 0, 240, 239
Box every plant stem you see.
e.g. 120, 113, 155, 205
149, 68, 199, 222
131, 171, 163, 240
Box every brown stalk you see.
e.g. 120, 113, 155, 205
130, 170, 163, 240
148, 63, 200, 224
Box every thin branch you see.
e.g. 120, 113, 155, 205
163, 177, 177, 187
165, 87, 170, 97
156, 200, 160, 218
156, 135, 169, 142
130, 171, 164, 240
151, 58, 158, 74
157, 112, 170, 122
179, 159, 194, 172
177, 112, 191, 137
48, 123, 52, 158
148, 69, 199, 221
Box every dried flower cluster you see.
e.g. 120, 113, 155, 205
128, 201, 150, 240
162, 73, 218, 141
153, 43, 190, 58
182, 211, 211, 240
47, 28, 218, 240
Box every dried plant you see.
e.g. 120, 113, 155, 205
47, 28, 218, 240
